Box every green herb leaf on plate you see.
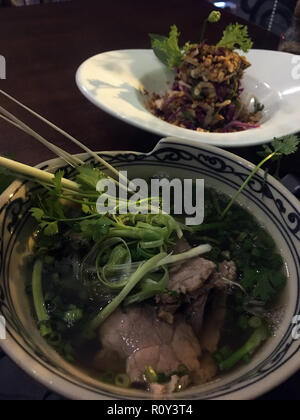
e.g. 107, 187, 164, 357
217, 23, 253, 52
150, 25, 183, 68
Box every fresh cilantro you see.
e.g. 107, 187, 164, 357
30, 207, 45, 222
52, 170, 64, 194
217, 23, 253, 52
82, 202, 92, 214
241, 268, 286, 304
44, 197, 65, 220
30, 194, 66, 236
150, 25, 183, 68
259, 135, 300, 159
76, 164, 106, 192
30, 206, 60, 237
28, 163, 110, 238
222, 135, 300, 218
79, 216, 113, 242
41, 221, 59, 237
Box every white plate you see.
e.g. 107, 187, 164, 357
76, 49, 300, 148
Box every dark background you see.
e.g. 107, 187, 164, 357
208, 0, 298, 35
1, 0, 298, 36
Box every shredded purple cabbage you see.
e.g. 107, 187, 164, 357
147, 42, 263, 133
214, 82, 231, 102
222, 120, 260, 132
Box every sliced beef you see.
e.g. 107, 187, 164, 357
93, 348, 126, 374
200, 290, 228, 353
156, 292, 182, 324
165, 241, 216, 334
96, 305, 202, 384
168, 257, 216, 294
157, 238, 216, 324
186, 261, 237, 339
213, 260, 237, 289
94, 242, 237, 394
198, 261, 237, 352
191, 352, 217, 385
185, 274, 216, 336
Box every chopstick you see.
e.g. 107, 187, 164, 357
0, 156, 81, 193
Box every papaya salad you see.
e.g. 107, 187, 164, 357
147, 12, 264, 133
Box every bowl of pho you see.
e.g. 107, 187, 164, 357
0, 137, 299, 400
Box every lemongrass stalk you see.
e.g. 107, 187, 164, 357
0, 156, 80, 192
0, 107, 83, 168
0, 92, 129, 192
0, 90, 128, 187
0, 114, 78, 169
0, 107, 125, 191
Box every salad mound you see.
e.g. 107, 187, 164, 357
147, 15, 264, 133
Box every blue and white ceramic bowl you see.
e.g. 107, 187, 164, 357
0, 138, 299, 400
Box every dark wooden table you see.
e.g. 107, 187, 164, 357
0, 0, 298, 401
